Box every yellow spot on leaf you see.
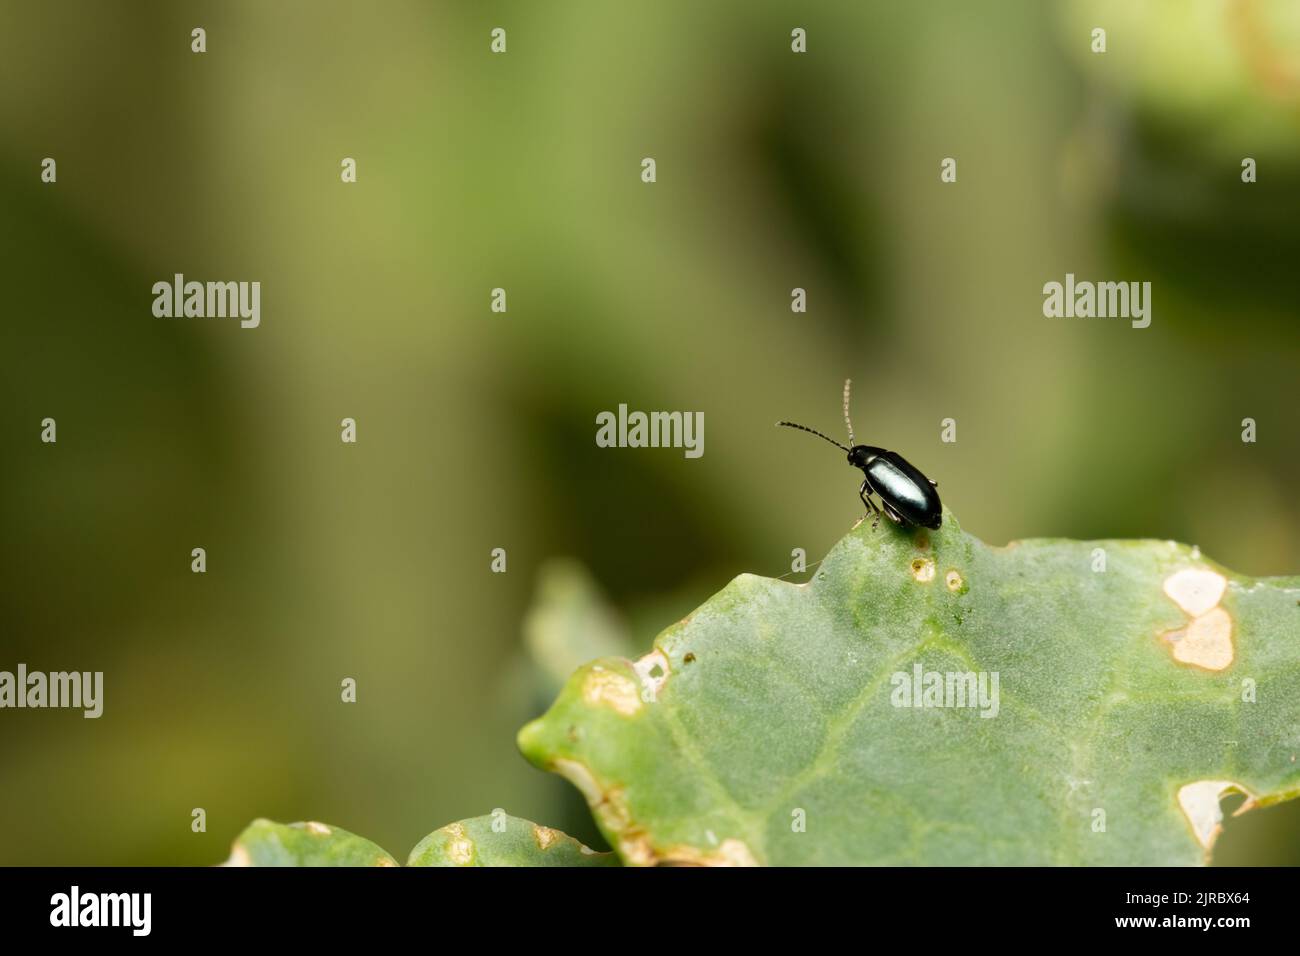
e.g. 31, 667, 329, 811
534, 825, 560, 851
550, 758, 655, 863
659, 838, 760, 867
911, 557, 935, 583
1164, 568, 1227, 616
443, 823, 475, 865
619, 832, 656, 867
1159, 568, 1234, 670
633, 650, 669, 702
596, 788, 632, 833
712, 838, 760, 867
583, 667, 642, 715
1177, 780, 1253, 854
1163, 607, 1234, 671
945, 570, 964, 592
552, 757, 631, 835
553, 758, 602, 805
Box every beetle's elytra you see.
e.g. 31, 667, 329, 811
777, 379, 943, 530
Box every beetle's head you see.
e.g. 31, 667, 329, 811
847, 445, 872, 469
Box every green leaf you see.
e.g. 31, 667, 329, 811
518, 511, 1300, 866
407, 813, 618, 866
225, 819, 398, 866
225, 815, 615, 867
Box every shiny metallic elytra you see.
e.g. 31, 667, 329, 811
777, 379, 943, 530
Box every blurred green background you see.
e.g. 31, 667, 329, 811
1, 0, 1297, 865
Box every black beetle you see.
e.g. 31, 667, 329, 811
778, 379, 942, 530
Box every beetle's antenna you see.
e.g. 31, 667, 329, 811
843, 378, 855, 446
776, 420, 850, 452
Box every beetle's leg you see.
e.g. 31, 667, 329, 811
882, 502, 904, 525
859, 480, 882, 513
928, 479, 938, 487
859, 480, 883, 530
